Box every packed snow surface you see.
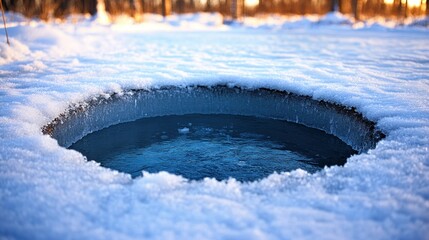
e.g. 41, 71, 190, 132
1, 12, 429, 239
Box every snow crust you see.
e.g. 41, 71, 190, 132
1, 12, 429, 239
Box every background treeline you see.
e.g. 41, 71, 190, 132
1, 0, 428, 21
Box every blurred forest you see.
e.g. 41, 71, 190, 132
1, 0, 428, 21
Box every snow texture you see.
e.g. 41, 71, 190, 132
0, 12, 429, 239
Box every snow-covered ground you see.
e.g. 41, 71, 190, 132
1, 12, 429, 239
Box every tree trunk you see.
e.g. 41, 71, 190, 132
352, 0, 361, 21
279, 0, 286, 14
205, 0, 211, 11
189, 0, 195, 12
133, 0, 143, 22
161, 0, 171, 17
231, 0, 239, 19
404, 0, 408, 18
331, 0, 339, 12
427, 0, 429, 15
258, 0, 264, 12
177, 0, 185, 13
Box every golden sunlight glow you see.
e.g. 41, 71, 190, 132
385, 0, 422, 7
406, 0, 421, 7
408, 0, 422, 7
245, 0, 259, 7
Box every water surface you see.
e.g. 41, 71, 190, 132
70, 114, 356, 181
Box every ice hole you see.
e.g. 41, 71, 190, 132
43, 85, 384, 181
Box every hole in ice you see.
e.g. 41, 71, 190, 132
43, 85, 384, 182
69, 114, 356, 181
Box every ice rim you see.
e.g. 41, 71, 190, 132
42, 84, 385, 176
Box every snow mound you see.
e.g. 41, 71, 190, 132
242, 12, 429, 30
406, 17, 429, 28
281, 16, 317, 29
241, 13, 354, 30
317, 12, 353, 25
0, 39, 31, 65
107, 13, 226, 32
167, 12, 224, 28
241, 15, 320, 29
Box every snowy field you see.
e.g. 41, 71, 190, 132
1, 12, 429, 239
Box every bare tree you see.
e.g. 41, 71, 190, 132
331, 0, 340, 12
133, 0, 143, 22
189, 0, 195, 12
258, 0, 264, 12
205, 0, 212, 11
162, 0, 171, 17
427, 0, 429, 15
352, 0, 362, 20
0, 0, 10, 45
231, 0, 241, 19
1, 0, 427, 20
176, 0, 185, 13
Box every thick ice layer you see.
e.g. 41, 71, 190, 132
46, 86, 382, 153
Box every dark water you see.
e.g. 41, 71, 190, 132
70, 114, 356, 181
